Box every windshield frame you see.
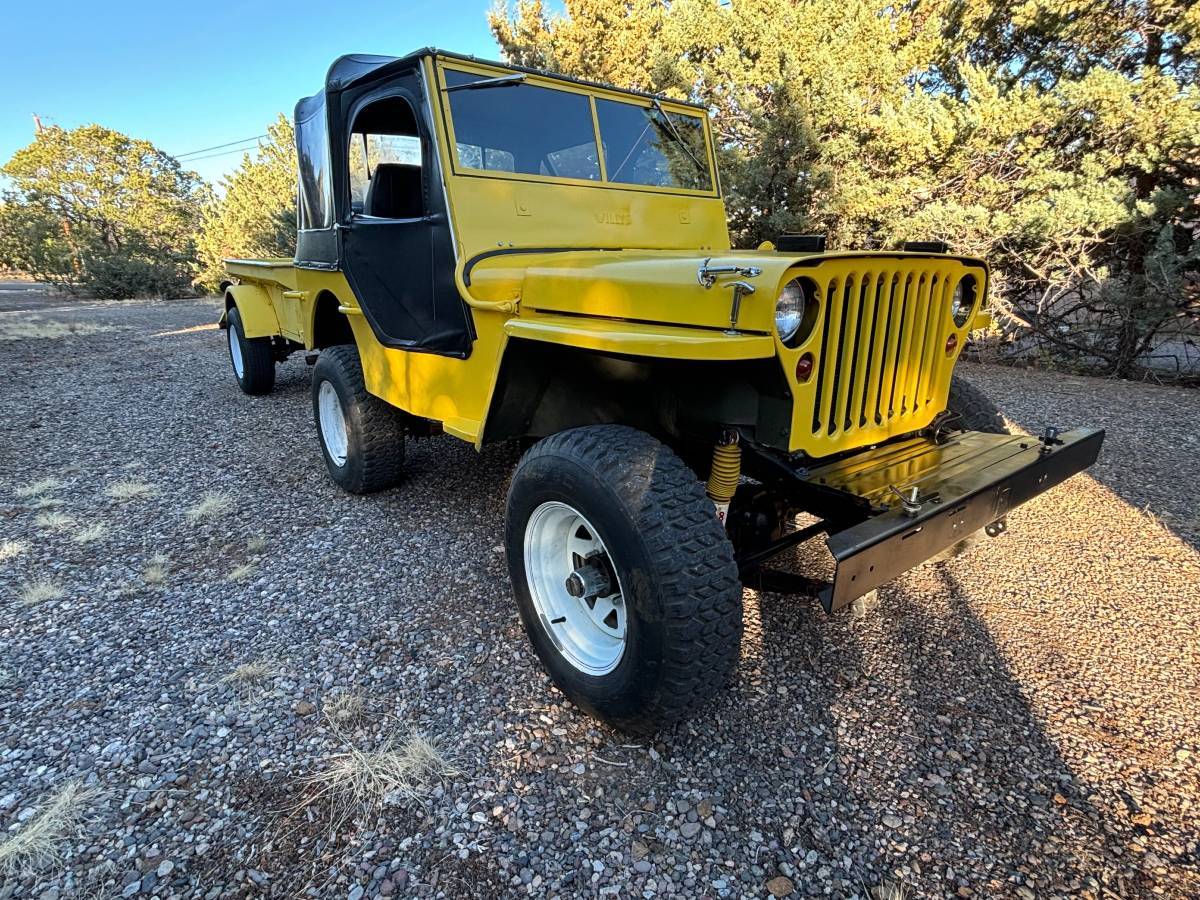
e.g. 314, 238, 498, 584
434, 58, 720, 199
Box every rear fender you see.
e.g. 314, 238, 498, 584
220, 284, 281, 339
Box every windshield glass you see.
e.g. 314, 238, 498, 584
443, 68, 601, 181
595, 98, 712, 191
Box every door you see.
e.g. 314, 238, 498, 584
338, 87, 471, 357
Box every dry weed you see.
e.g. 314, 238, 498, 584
0, 539, 29, 561
104, 480, 155, 501
18, 579, 66, 605
34, 511, 75, 531
72, 523, 108, 544
0, 780, 100, 877
185, 491, 233, 523
14, 477, 63, 499
142, 553, 170, 585
297, 732, 451, 830
227, 563, 256, 582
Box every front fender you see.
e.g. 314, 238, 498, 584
220, 284, 281, 339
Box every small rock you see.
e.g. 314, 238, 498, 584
766, 875, 795, 897
295, 700, 317, 716
882, 814, 902, 829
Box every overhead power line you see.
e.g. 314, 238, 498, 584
179, 144, 271, 164
174, 134, 267, 159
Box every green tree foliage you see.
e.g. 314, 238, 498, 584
491, 0, 1200, 378
0, 125, 208, 299
196, 115, 298, 292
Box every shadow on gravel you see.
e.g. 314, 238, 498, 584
528, 539, 1164, 896
849, 566, 1150, 896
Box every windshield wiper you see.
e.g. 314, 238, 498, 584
650, 98, 707, 174
445, 73, 527, 92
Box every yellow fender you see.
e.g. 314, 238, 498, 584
220, 283, 281, 339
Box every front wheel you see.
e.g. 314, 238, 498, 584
505, 425, 743, 734
311, 345, 406, 494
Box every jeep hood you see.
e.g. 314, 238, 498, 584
464, 249, 808, 333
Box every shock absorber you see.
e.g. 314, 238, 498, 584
706, 430, 742, 526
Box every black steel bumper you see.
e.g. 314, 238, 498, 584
815, 427, 1104, 611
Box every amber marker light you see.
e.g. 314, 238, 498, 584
946, 333, 958, 355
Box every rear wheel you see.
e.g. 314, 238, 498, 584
226, 306, 275, 395
505, 425, 743, 734
311, 345, 405, 494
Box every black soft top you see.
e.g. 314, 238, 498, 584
295, 48, 708, 120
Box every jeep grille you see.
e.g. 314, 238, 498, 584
809, 261, 970, 446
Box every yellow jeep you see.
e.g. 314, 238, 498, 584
220, 49, 1103, 733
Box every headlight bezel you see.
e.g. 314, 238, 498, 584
950, 274, 978, 328
776, 277, 819, 348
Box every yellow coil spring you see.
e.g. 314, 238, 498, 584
706, 439, 742, 504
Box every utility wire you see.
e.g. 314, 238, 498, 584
179, 144, 270, 164
174, 134, 267, 159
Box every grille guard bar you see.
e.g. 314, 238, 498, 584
738, 427, 1105, 612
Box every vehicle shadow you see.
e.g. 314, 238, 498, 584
958, 360, 1200, 553
672, 554, 1156, 895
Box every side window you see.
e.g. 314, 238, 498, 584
348, 96, 425, 219
296, 101, 333, 230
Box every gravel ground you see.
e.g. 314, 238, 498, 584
1, 293, 1198, 899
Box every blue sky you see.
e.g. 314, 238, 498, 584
0, 0, 501, 185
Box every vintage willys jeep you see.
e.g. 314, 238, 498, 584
220, 49, 1103, 733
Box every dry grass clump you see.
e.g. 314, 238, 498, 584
298, 733, 451, 826
142, 553, 170, 585
17, 579, 66, 606
185, 491, 233, 523
219, 659, 281, 696
0, 780, 100, 877
227, 562, 256, 582
246, 534, 268, 554
30, 497, 64, 509
323, 691, 366, 728
0, 319, 117, 343
34, 511, 75, 531
15, 477, 63, 499
104, 480, 155, 501
871, 880, 909, 900
0, 539, 30, 561
72, 523, 108, 544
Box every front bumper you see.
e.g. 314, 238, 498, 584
815, 427, 1104, 611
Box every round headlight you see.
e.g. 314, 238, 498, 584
950, 275, 977, 328
775, 279, 806, 343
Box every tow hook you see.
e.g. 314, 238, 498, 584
985, 518, 1008, 538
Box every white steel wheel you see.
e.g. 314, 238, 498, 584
523, 501, 627, 676
317, 379, 349, 467
228, 324, 245, 379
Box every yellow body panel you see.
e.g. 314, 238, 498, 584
505, 313, 776, 360
223, 282, 281, 339
224, 56, 990, 458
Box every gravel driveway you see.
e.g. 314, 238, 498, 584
1, 294, 1197, 899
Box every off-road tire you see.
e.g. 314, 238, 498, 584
226, 306, 275, 395
946, 371, 1008, 434
311, 345, 405, 494
505, 425, 743, 734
